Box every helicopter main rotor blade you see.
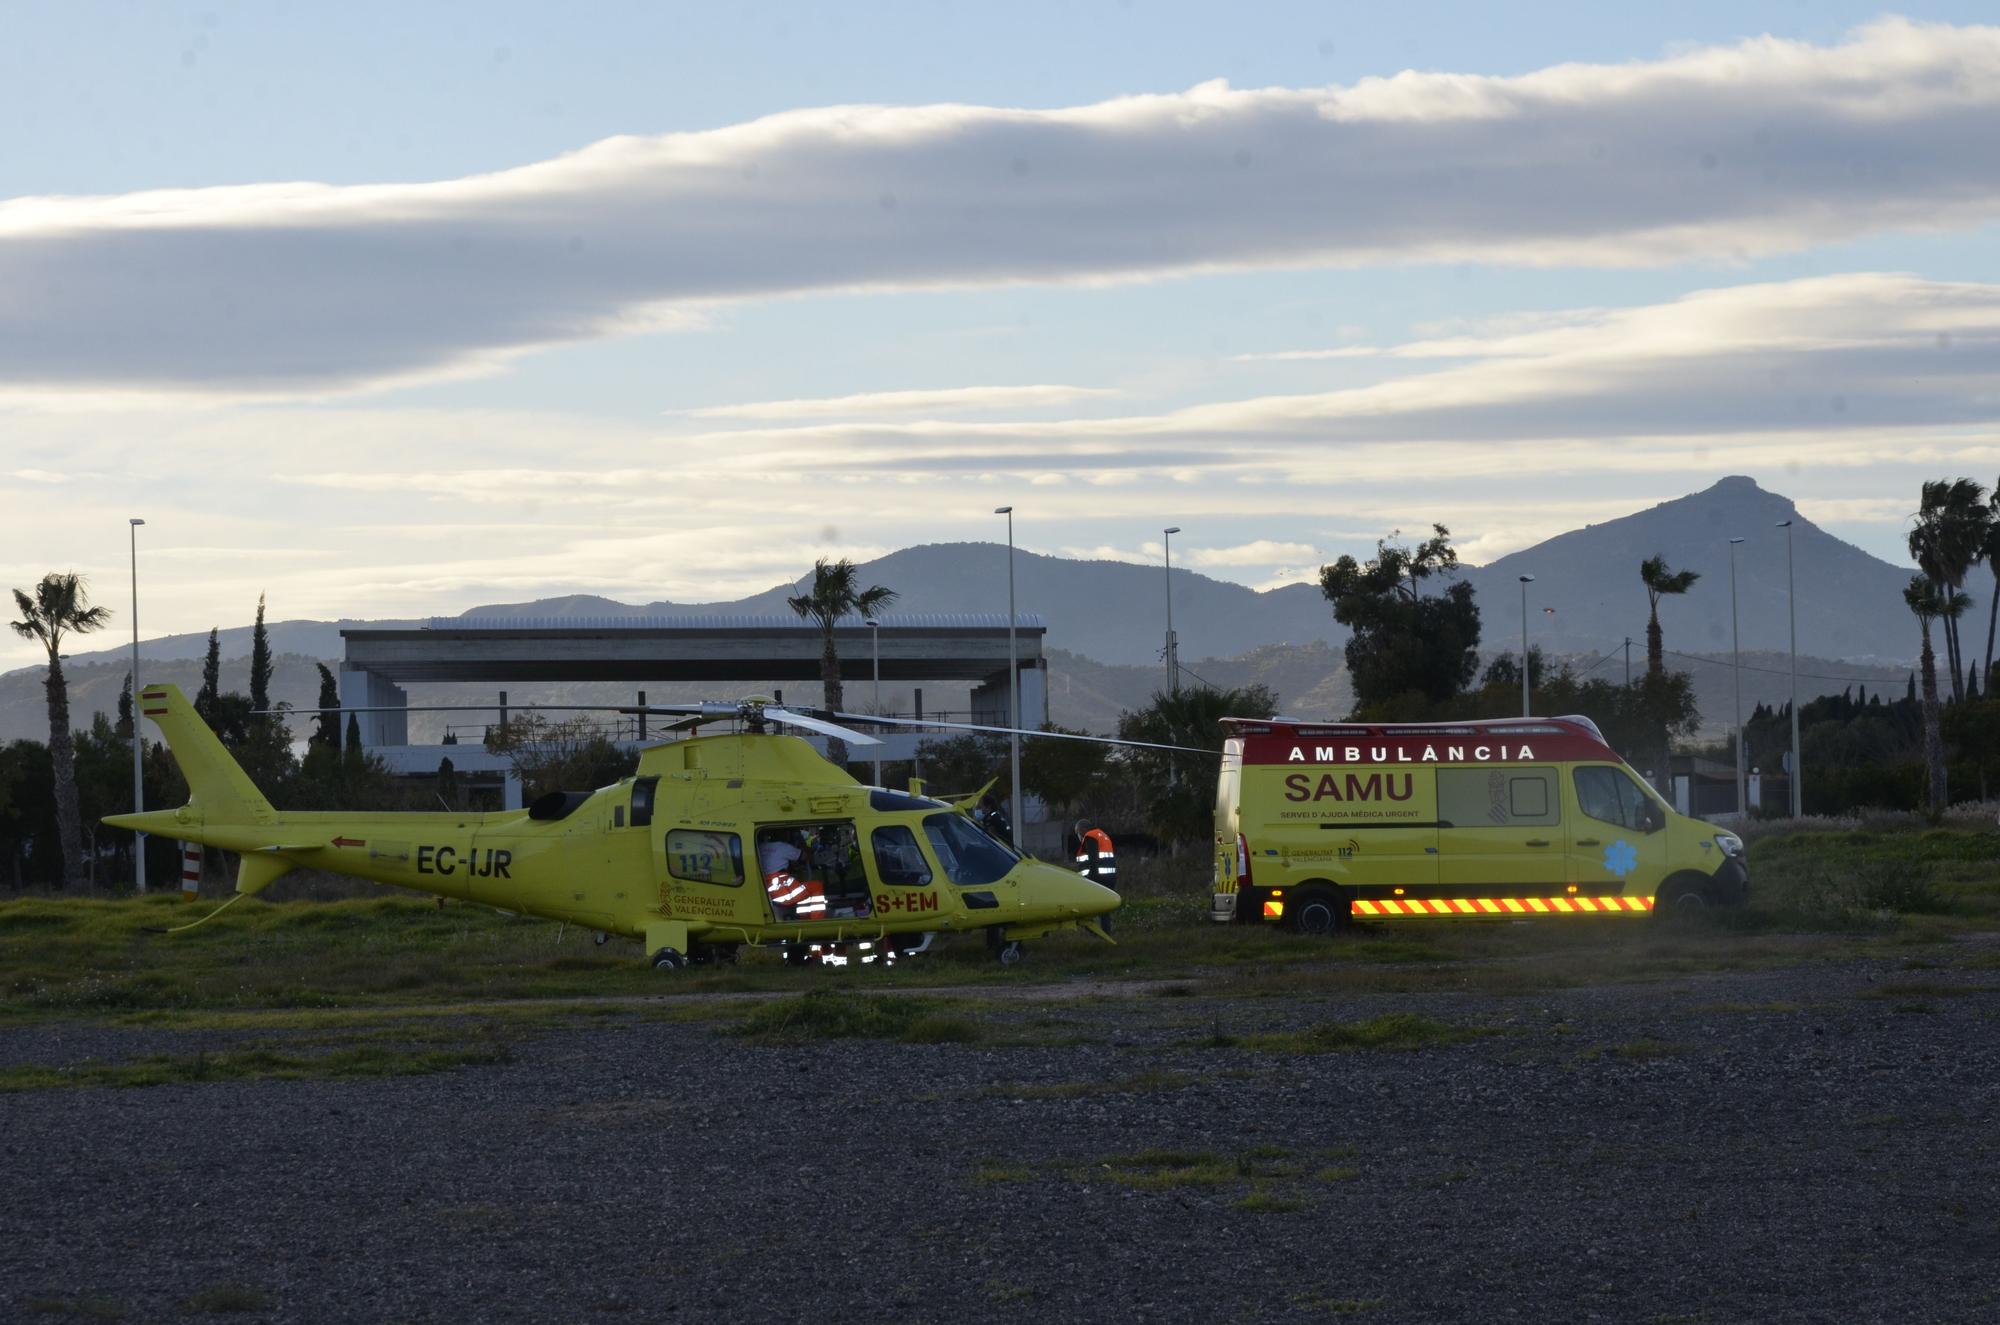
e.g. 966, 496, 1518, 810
827, 711, 1213, 756
761, 707, 881, 746
618, 702, 744, 718
255, 704, 635, 716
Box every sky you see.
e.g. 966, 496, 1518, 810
4, 2, 2000, 671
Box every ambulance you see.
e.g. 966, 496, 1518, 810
1210, 715, 1748, 931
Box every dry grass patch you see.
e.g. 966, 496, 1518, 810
1234, 1012, 1494, 1054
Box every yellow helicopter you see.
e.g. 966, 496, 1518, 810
105, 684, 1120, 969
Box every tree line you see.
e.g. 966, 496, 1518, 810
10, 485, 1994, 891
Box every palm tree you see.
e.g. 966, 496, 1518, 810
1981, 479, 2000, 695
786, 558, 898, 767
1908, 477, 1988, 704
11, 572, 112, 888
1639, 555, 1700, 678
1638, 555, 1699, 795
1904, 576, 1957, 816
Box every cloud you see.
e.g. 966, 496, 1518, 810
1188, 540, 1321, 566
683, 384, 1119, 420
5, 18, 2000, 397
7, 271, 1999, 670
1231, 347, 1383, 362
1794, 496, 1922, 524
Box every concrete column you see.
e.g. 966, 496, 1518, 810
337, 667, 408, 748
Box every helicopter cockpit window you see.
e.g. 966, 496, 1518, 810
757, 823, 872, 923
666, 830, 744, 886
872, 826, 933, 887
922, 812, 1019, 887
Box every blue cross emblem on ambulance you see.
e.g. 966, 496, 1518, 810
1602, 839, 1639, 878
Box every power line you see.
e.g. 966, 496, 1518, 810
1656, 646, 1905, 686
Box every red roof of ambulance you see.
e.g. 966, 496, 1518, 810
1218, 715, 1622, 766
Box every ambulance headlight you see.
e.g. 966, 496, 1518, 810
1714, 832, 1744, 858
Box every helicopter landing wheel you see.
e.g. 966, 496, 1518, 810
594, 931, 610, 947
995, 940, 1025, 966
650, 948, 687, 972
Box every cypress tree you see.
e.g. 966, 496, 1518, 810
310, 663, 341, 748
249, 593, 272, 714
116, 671, 134, 740
196, 628, 221, 722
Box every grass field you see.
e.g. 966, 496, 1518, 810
2, 825, 1994, 1035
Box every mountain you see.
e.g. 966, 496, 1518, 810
1463, 476, 1943, 667
456, 546, 1342, 667
451, 477, 1952, 668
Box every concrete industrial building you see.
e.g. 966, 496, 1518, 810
337, 613, 1049, 809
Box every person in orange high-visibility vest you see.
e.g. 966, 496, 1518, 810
760, 829, 825, 922
1072, 818, 1116, 889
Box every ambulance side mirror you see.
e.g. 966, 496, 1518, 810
1640, 802, 1665, 834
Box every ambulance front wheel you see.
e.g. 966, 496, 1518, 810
1656, 874, 1713, 919
1291, 887, 1348, 936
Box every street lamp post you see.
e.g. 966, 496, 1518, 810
866, 617, 882, 788
1163, 527, 1181, 694
1777, 519, 1801, 817
1728, 537, 1746, 818
995, 507, 1022, 849
1517, 574, 1535, 717
128, 517, 146, 893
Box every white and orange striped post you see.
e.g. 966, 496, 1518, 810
179, 842, 203, 901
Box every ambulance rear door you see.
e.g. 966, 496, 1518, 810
1270, 765, 1439, 891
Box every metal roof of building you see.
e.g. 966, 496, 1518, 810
415, 612, 1046, 632
339, 613, 1047, 684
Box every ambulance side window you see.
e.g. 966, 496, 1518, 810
872, 826, 933, 887
1438, 767, 1561, 827
666, 830, 743, 886
1574, 767, 1649, 830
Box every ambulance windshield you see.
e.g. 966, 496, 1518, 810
922, 812, 1018, 886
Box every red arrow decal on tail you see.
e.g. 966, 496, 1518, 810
331, 836, 367, 848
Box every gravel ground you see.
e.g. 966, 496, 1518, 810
3, 947, 1997, 1324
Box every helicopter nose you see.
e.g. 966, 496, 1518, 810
1040, 865, 1120, 917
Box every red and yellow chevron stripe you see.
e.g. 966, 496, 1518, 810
1352, 895, 1653, 918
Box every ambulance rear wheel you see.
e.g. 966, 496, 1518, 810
650, 948, 687, 972
1291, 888, 1346, 936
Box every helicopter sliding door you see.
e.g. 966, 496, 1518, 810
756, 822, 872, 924
869, 824, 944, 922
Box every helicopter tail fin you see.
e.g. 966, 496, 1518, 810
104, 683, 316, 898
126, 683, 277, 826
